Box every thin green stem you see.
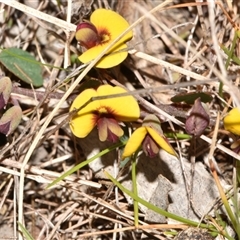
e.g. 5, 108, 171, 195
219, 31, 239, 99
132, 151, 139, 228
47, 141, 124, 188
225, 31, 238, 69
211, 162, 240, 238
233, 159, 240, 231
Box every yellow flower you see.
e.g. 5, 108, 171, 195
223, 107, 240, 135
69, 85, 140, 142
122, 115, 177, 158
75, 8, 133, 68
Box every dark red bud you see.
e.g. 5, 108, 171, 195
185, 98, 210, 137
0, 121, 11, 136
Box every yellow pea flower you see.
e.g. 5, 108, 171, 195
69, 85, 140, 142
75, 8, 133, 68
122, 115, 177, 158
223, 107, 240, 135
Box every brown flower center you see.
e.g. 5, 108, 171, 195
98, 28, 111, 44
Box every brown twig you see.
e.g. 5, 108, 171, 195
12, 85, 77, 102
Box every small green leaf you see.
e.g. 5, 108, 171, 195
221, 44, 240, 66
0, 48, 43, 87
47, 141, 124, 189
171, 92, 213, 104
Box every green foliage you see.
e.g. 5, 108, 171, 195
18, 222, 34, 240
171, 92, 212, 104
105, 171, 223, 238
47, 141, 125, 189
0, 48, 43, 87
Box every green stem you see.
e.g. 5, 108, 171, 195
225, 31, 238, 69
132, 151, 139, 227
165, 132, 192, 140
219, 30, 239, 99
105, 171, 232, 237
212, 164, 240, 239
47, 141, 124, 188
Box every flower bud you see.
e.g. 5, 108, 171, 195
143, 114, 163, 133
0, 77, 12, 109
185, 98, 210, 137
0, 105, 22, 135
142, 114, 175, 158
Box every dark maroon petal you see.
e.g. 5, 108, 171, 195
0, 121, 11, 135
75, 22, 100, 49
76, 21, 97, 33
97, 117, 122, 142
106, 128, 119, 142
0, 93, 5, 110
142, 134, 159, 158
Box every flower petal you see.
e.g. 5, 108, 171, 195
230, 139, 240, 154
142, 134, 160, 158
97, 117, 123, 142
107, 118, 124, 138
97, 117, 108, 141
96, 85, 140, 121
79, 42, 129, 68
91, 9, 133, 44
122, 127, 147, 158
142, 114, 162, 132
78, 9, 133, 68
75, 21, 100, 49
146, 127, 177, 156
224, 107, 240, 135
69, 88, 100, 138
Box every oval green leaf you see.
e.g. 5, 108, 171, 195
0, 48, 43, 87
171, 92, 213, 104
